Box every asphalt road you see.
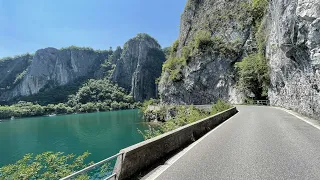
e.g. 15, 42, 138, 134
152, 106, 320, 180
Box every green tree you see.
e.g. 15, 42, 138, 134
235, 53, 269, 99
0, 152, 92, 180
54, 103, 70, 114
211, 99, 232, 115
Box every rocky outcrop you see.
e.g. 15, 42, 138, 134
0, 34, 165, 104
94, 47, 122, 79
159, 0, 320, 118
266, 0, 320, 118
0, 47, 109, 101
0, 54, 32, 94
159, 0, 252, 105
112, 34, 165, 101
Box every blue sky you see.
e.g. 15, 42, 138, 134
0, 0, 187, 57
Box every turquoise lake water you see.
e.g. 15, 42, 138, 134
0, 109, 148, 167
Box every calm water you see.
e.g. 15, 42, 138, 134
0, 109, 147, 167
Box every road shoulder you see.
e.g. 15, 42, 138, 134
273, 106, 320, 130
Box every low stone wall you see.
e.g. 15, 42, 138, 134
113, 107, 238, 180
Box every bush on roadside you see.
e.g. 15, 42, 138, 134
139, 100, 233, 140
210, 99, 232, 115
0, 152, 93, 180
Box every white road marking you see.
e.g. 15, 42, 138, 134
144, 114, 237, 180
145, 106, 319, 180
274, 107, 320, 131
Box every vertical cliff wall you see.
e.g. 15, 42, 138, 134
0, 54, 32, 100
159, 0, 254, 105
159, 0, 320, 118
266, 0, 320, 118
0, 34, 165, 104
0, 47, 110, 101
112, 34, 165, 101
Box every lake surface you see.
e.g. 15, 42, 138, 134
0, 109, 148, 167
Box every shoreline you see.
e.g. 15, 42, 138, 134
0, 108, 140, 121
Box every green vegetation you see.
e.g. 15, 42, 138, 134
139, 106, 209, 140
123, 33, 160, 51
0, 54, 33, 93
235, 0, 269, 100
189, 31, 241, 57
235, 53, 269, 99
0, 102, 46, 119
0, 53, 33, 63
162, 0, 269, 82
162, 39, 187, 81
172, 40, 179, 53
162, 47, 172, 59
252, 0, 269, 22
185, 0, 201, 10
136, 33, 159, 44
162, 31, 241, 81
68, 79, 134, 108
60, 45, 110, 54
13, 70, 27, 85
99, 60, 116, 78
162, 56, 186, 81
9, 47, 116, 105
140, 98, 160, 113
0, 151, 109, 180
0, 79, 137, 120
139, 100, 232, 140
211, 99, 233, 115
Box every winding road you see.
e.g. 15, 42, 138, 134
147, 106, 320, 180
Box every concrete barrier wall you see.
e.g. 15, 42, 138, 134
113, 107, 238, 180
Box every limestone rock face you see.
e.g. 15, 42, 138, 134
0, 54, 32, 98
0, 47, 108, 101
112, 34, 165, 101
266, 0, 320, 118
159, 0, 252, 105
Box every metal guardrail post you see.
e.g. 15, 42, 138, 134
253, 100, 270, 106
103, 173, 116, 180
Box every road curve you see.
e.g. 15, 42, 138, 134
152, 106, 320, 180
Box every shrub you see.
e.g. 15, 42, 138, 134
13, 70, 27, 85
54, 103, 70, 114
139, 101, 233, 140
171, 40, 179, 54
192, 30, 212, 52
235, 53, 269, 99
211, 99, 232, 115
252, 0, 268, 21
110, 101, 120, 110
0, 152, 96, 180
162, 56, 186, 81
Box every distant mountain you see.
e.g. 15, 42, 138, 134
112, 33, 165, 101
0, 34, 165, 105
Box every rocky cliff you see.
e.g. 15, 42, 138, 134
266, 0, 320, 118
0, 54, 32, 94
159, 0, 320, 118
0, 47, 110, 102
112, 33, 165, 101
159, 0, 254, 105
0, 34, 165, 104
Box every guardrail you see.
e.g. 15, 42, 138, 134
253, 100, 270, 106
61, 107, 238, 180
60, 152, 123, 180
113, 107, 238, 180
